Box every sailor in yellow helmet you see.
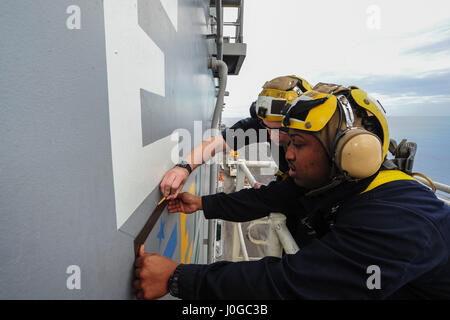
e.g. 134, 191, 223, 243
281, 82, 390, 191
137, 82, 450, 300
254, 75, 313, 181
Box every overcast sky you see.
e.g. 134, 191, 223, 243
222, 0, 450, 118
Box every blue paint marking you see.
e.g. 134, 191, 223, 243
163, 223, 177, 259
157, 217, 166, 251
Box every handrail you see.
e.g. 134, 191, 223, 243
413, 176, 450, 206
237, 222, 249, 261
237, 161, 257, 186
233, 160, 299, 260
215, 0, 223, 60
413, 176, 450, 194
237, 0, 244, 43
210, 0, 244, 44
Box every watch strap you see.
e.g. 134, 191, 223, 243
175, 161, 192, 174
167, 264, 184, 298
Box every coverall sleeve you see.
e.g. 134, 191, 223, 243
178, 197, 448, 299
201, 178, 305, 222
221, 117, 267, 151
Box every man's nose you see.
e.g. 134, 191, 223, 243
285, 143, 294, 161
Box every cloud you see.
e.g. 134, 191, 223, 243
402, 21, 450, 55
340, 68, 450, 96
224, 69, 450, 117
404, 38, 450, 55
223, 1, 450, 118
320, 69, 450, 116
381, 99, 450, 116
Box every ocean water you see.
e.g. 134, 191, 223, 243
223, 116, 450, 186
387, 116, 450, 186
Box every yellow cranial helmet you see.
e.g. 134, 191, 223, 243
282, 83, 389, 179
256, 75, 313, 122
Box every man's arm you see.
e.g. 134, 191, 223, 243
202, 177, 305, 222
177, 194, 448, 299
167, 178, 306, 222
186, 134, 227, 172
160, 116, 262, 199
160, 134, 227, 199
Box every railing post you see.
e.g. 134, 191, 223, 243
270, 213, 300, 255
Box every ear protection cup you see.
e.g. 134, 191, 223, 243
334, 128, 383, 179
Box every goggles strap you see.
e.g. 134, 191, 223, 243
287, 76, 308, 93
336, 95, 354, 128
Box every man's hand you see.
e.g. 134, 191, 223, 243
253, 182, 264, 189
168, 192, 202, 214
160, 166, 190, 200
133, 245, 179, 300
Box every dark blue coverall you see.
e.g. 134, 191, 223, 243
176, 174, 450, 299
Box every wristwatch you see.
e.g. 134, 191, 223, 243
175, 161, 192, 174
167, 264, 184, 298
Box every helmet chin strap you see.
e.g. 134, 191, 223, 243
304, 162, 362, 197
304, 175, 345, 197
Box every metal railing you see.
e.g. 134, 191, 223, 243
210, 0, 244, 44
230, 160, 299, 261
414, 176, 450, 206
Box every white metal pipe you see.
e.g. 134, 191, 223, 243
237, 223, 249, 261
234, 160, 251, 262
265, 218, 283, 258
235, 161, 246, 190
228, 160, 276, 168
207, 56, 228, 264
242, 160, 276, 168
270, 213, 300, 255
237, 161, 257, 186
209, 58, 228, 130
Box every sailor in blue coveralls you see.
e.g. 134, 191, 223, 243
134, 84, 450, 300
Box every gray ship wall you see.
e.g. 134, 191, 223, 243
0, 0, 215, 299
